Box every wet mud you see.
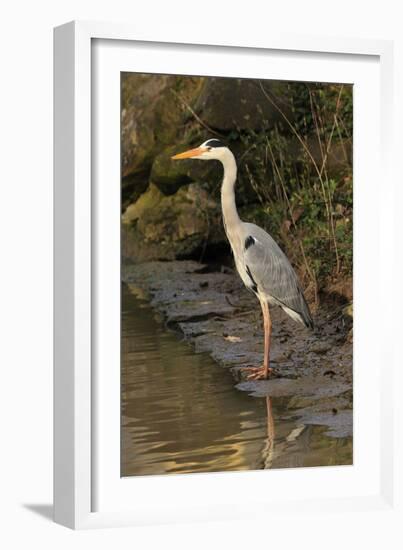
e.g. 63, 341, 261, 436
123, 260, 353, 440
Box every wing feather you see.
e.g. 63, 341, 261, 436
242, 223, 313, 328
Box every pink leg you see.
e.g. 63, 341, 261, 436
242, 299, 272, 380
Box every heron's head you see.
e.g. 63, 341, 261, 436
171, 139, 228, 162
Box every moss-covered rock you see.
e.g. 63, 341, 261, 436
121, 73, 204, 186
122, 183, 224, 261
150, 145, 223, 196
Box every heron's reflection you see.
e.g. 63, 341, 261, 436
261, 397, 275, 469
261, 396, 307, 469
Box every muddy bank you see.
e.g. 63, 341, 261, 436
123, 260, 353, 439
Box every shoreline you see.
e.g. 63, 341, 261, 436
123, 260, 353, 439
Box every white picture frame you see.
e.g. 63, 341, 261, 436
54, 20, 399, 530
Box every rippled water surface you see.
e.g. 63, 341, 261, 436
121, 284, 352, 476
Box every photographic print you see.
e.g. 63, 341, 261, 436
121, 73, 353, 476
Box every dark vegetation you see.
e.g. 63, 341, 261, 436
121, 74, 353, 308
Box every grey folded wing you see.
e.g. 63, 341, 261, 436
243, 224, 313, 328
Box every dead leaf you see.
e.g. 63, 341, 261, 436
224, 335, 242, 343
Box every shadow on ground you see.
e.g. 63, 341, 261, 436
23, 504, 53, 522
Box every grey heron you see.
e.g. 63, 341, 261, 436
172, 139, 313, 380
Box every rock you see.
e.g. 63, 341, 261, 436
343, 303, 353, 319
122, 183, 224, 261
150, 145, 223, 196
121, 74, 203, 200
310, 343, 331, 355
193, 78, 291, 131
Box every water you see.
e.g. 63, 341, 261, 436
121, 284, 352, 476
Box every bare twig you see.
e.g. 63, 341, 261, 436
258, 81, 322, 178
170, 89, 224, 138
308, 86, 342, 274
335, 117, 351, 166
318, 85, 344, 177
245, 162, 267, 205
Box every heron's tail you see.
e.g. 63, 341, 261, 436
282, 291, 314, 330
298, 291, 314, 330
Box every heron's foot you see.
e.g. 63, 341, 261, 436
241, 365, 272, 381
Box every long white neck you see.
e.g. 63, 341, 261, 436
220, 150, 241, 239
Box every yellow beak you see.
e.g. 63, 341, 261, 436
171, 147, 207, 160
